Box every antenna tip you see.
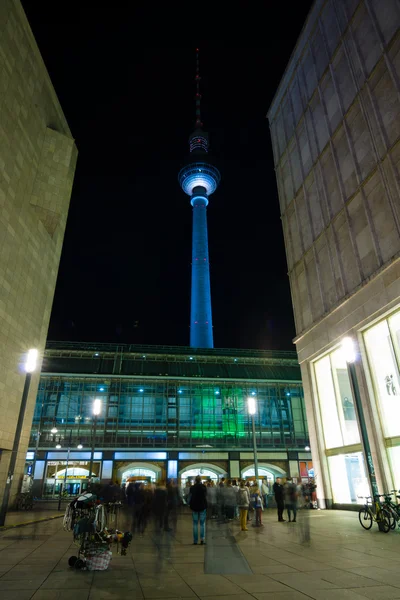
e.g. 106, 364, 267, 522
196, 48, 199, 52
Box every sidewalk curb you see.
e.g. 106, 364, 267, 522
0, 514, 63, 531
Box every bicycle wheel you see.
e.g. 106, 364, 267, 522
379, 509, 391, 533
388, 508, 397, 530
359, 507, 373, 529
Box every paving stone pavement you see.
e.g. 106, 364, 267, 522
0, 508, 400, 600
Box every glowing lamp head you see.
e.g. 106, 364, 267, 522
51, 427, 58, 434
25, 348, 38, 373
305, 446, 311, 451
247, 396, 256, 415
341, 337, 356, 364
56, 443, 61, 449
93, 398, 101, 416
77, 443, 83, 450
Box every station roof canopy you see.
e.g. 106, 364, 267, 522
43, 341, 301, 382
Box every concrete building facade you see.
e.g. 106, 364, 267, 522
0, 1, 77, 505
268, 0, 400, 507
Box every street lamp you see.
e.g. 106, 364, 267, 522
341, 337, 379, 498
247, 396, 259, 483
88, 398, 101, 489
0, 349, 38, 526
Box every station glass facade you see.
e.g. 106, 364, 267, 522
27, 343, 310, 497
31, 377, 307, 450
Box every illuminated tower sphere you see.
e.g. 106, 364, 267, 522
178, 50, 221, 349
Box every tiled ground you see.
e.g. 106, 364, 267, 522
0, 509, 400, 600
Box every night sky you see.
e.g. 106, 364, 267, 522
22, 2, 313, 351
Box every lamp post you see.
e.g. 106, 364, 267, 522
0, 349, 38, 526
247, 396, 259, 483
341, 337, 379, 497
88, 398, 101, 490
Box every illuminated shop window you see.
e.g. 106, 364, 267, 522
388, 446, 400, 490
327, 453, 369, 504
314, 349, 360, 449
364, 317, 400, 438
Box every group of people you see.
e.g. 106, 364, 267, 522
186, 476, 271, 540
101, 475, 317, 545
273, 477, 317, 523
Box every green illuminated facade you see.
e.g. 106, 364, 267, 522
28, 343, 311, 496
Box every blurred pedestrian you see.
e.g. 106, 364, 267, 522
153, 480, 168, 529
245, 481, 252, 521
252, 488, 264, 527
237, 480, 250, 531
165, 478, 180, 532
232, 479, 239, 519
190, 475, 207, 545
273, 477, 285, 522
131, 482, 145, 534
261, 478, 270, 509
284, 477, 297, 523
207, 481, 217, 518
224, 479, 236, 521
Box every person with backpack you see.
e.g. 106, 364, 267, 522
284, 477, 298, 522
237, 480, 250, 531
189, 476, 207, 544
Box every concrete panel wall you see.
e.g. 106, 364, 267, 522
268, 0, 400, 339
0, 0, 77, 505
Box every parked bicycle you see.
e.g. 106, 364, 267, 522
379, 491, 400, 530
15, 492, 34, 511
358, 495, 391, 533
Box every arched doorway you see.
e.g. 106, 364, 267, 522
241, 463, 286, 483
118, 462, 162, 484
179, 463, 227, 485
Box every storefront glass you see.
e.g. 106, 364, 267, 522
364, 318, 400, 438
44, 461, 101, 497
387, 446, 400, 489
327, 452, 369, 504
314, 349, 360, 449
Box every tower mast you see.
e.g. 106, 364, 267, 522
179, 50, 220, 348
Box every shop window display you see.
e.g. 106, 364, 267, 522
388, 446, 400, 490
364, 319, 400, 438
314, 350, 360, 449
327, 452, 369, 504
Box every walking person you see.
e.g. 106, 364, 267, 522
284, 477, 297, 522
273, 477, 285, 522
261, 478, 270, 509
237, 480, 250, 531
190, 475, 207, 545
252, 488, 264, 527
224, 480, 236, 521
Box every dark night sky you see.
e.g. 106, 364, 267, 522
22, 1, 313, 351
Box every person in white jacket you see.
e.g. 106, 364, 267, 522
261, 478, 270, 509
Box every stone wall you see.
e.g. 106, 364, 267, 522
268, 0, 400, 339
0, 0, 77, 505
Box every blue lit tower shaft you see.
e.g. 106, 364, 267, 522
178, 50, 220, 348
191, 190, 212, 347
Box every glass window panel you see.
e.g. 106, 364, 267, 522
330, 348, 360, 445
364, 319, 400, 438
328, 452, 369, 504
315, 355, 343, 448
388, 446, 400, 490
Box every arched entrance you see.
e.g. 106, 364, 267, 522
241, 463, 286, 482
179, 463, 227, 484
118, 462, 162, 484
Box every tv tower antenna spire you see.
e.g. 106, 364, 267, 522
195, 48, 202, 129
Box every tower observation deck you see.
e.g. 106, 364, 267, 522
178, 50, 221, 349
